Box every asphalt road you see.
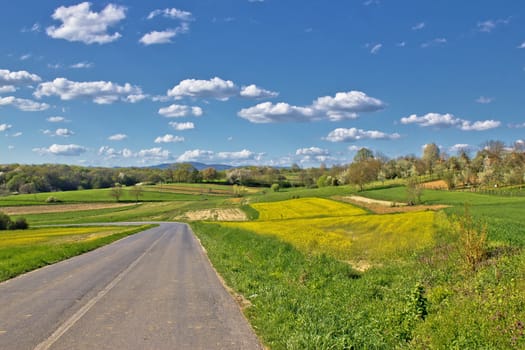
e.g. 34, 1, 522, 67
0, 223, 262, 350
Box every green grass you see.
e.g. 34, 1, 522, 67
0, 224, 154, 282
0, 187, 221, 206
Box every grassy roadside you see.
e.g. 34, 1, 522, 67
0, 225, 155, 282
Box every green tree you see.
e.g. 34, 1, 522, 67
422, 143, 440, 175
110, 184, 123, 202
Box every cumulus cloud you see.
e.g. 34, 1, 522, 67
325, 128, 400, 142
159, 104, 203, 117
239, 90, 385, 123
139, 25, 189, 45
34, 78, 143, 104
295, 147, 330, 156
449, 144, 471, 153
0, 69, 41, 86
136, 148, 172, 162
33, 144, 87, 156
169, 121, 195, 130
98, 146, 133, 159
176, 149, 263, 164
460, 120, 500, 131
44, 128, 74, 137
519, 42, 525, 49
154, 134, 185, 143
0, 96, 49, 111
240, 84, 279, 99
0, 86, 16, 94
400, 112, 500, 131
47, 116, 67, 123
108, 133, 127, 141
168, 77, 238, 100
46, 2, 126, 44
0, 124, 12, 132
147, 8, 193, 21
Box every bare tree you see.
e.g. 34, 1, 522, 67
129, 185, 144, 203
110, 184, 123, 202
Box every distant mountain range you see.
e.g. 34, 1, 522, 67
151, 162, 234, 171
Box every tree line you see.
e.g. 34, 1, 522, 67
1, 140, 524, 195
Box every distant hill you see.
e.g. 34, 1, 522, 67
151, 162, 233, 171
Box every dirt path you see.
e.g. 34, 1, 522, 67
0, 203, 135, 216
337, 195, 448, 214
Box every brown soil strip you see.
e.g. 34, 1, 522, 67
1, 203, 135, 216
182, 208, 247, 221
335, 195, 448, 214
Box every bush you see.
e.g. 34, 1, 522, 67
45, 196, 62, 203
271, 183, 280, 192
0, 212, 10, 230
12, 218, 29, 230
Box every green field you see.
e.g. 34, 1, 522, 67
0, 225, 154, 282
1, 183, 524, 348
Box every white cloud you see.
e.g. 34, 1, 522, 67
397, 41, 407, 47
168, 77, 238, 101
8, 145, 15, 150
147, 8, 193, 21
401, 113, 460, 128
34, 78, 143, 104
509, 122, 525, 129
477, 18, 510, 33
46, 2, 126, 44
401, 112, 500, 131
139, 25, 189, 45
98, 146, 133, 159
449, 144, 471, 153
239, 90, 385, 123
238, 102, 315, 123
412, 22, 425, 30
325, 128, 400, 142
159, 104, 203, 117
47, 116, 67, 123
476, 96, 493, 104
108, 133, 127, 141
125, 94, 147, 103
296, 147, 329, 156
460, 120, 500, 131
518, 42, 525, 49
369, 43, 382, 54
421, 38, 447, 48
0, 96, 49, 111
136, 147, 171, 162
20, 54, 32, 61
176, 149, 263, 164
169, 121, 195, 130
70, 61, 93, 69
240, 84, 279, 99
0, 124, 12, 132
11, 132, 22, 137
55, 128, 74, 137
0, 86, 16, 94
0, 69, 41, 86
154, 134, 185, 143
33, 144, 87, 156
177, 149, 214, 162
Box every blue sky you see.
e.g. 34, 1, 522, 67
1, 0, 524, 167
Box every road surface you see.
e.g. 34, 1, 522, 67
0, 223, 262, 350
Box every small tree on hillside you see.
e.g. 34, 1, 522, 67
406, 177, 422, 205
130, 185, 144, 203
110, 184, 123, 202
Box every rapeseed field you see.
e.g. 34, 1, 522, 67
224, 198, 436, 261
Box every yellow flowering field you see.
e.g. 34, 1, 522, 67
0, 226, 133, 247
252, 197, 367, 220
223, 198, 436, 261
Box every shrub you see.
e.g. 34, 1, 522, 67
45, 196, 62, 203
12, 218, 29, 230
271, 183, 280, 192
456, 204, 487, 271
0, 211, 10, 230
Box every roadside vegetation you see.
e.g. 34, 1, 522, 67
0, 225, 154, 282
1, 139, 525, 348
